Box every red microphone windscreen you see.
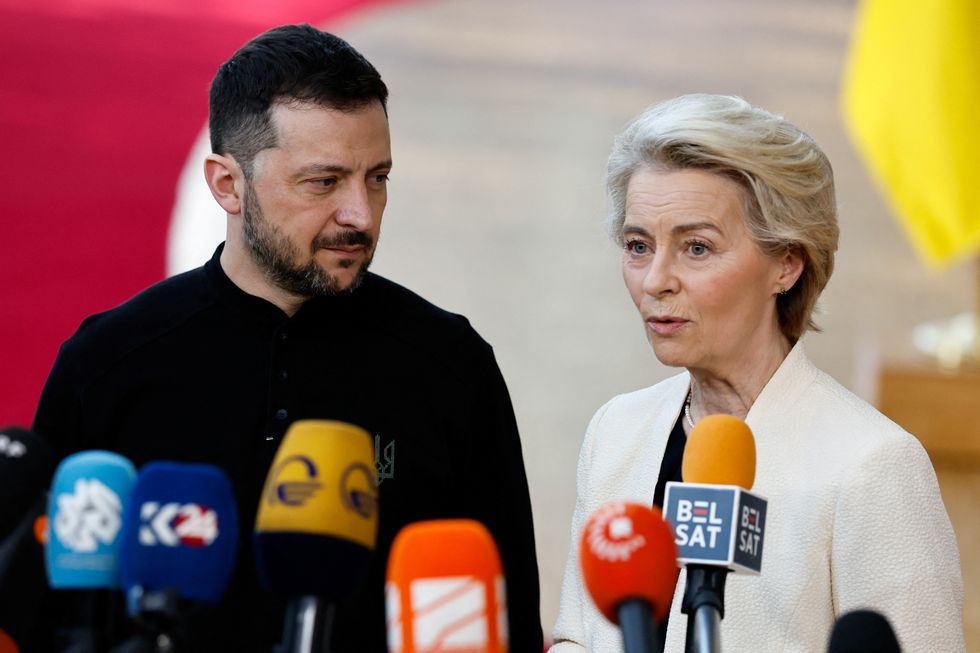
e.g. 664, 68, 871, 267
682, 414, 756, 489
0, 628, 19, 653
580, 501, 679, 623
386, 519, 507, 653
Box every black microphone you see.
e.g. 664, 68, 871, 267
828, 610, 901, 653
0, 426, 54, 541
0, 427, 55, 650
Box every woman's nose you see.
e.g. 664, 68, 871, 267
642, 252, 680, 297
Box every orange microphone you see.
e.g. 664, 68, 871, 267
386, 519, 508, 653
664, 413, 767, 653
580, 501, 679, 653
681, 414, 756, 489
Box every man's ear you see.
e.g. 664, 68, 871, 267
204, 154, 243, 216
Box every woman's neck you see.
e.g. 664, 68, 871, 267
687, 336, 793, 425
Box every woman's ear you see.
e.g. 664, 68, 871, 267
204, 154, 243, 216
775, 246, 805, 294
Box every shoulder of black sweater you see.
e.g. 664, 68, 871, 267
55, 266, 215, 380
355, 272, 498, 372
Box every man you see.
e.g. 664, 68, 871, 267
29, 24, 542, 651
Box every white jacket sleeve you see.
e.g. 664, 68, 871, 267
550, 400, 610, 652
831, 432, 964, 652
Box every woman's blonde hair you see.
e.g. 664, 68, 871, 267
606, 94, 839, 343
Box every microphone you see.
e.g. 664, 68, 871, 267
255, 420, 378, 653
663, 414, 767, 653
45, 450, 137, 589
116, 460, 238, 650
827, 610, 901, 653
44, 450, 137, 651
579, 501, 678, 653
0, 628, 19, 653
385, 519, 508, 653
0, 426, 55, 541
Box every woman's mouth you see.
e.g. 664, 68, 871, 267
646, 316, 689, 336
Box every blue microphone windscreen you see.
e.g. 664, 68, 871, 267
45, 450, 137, 588
119, 461, 238, 606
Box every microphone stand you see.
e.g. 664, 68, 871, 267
681, 565, 729, 653
280, 597, 335, 653
617, 600, 663, 653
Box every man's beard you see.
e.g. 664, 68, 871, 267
241, 180, 374, 297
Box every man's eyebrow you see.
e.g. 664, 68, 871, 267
294, 160, 393, 177
294, 163, 349, 178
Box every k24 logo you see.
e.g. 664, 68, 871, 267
139, 502, 219, 548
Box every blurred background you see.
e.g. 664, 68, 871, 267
2, 0, 977, 648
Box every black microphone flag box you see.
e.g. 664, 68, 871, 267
663, 482, 766, 574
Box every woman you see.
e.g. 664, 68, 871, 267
550, 95, 964, 652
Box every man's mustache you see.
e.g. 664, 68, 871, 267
313, 230, 373, 250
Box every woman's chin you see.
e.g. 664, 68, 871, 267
649, 341, 694, 369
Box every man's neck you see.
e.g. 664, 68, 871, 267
219, 243, 308, 317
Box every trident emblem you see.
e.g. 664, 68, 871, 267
375, 434, 395, 484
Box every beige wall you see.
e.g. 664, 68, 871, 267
334, 0, 977, 648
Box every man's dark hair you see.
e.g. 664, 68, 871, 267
209, 24, 388, 177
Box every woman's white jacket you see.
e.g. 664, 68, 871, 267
550, 343, 964, 652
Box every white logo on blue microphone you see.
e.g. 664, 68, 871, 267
53, 478, 122, 552
138, 502, 219, 547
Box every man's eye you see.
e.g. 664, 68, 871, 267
372, 173, 390, 183
312, 178, 336, 188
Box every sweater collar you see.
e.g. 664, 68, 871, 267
202, 243, 373, 329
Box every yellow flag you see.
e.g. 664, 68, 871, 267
842, 0, 980, 265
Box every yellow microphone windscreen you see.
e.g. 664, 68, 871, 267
255, 420, 378, 550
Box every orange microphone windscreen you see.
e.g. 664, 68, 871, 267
580, 502, 679, 624
386, 519, 508, 653
681, 414, 756, 490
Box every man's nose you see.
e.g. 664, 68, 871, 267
335, 181, 373, 230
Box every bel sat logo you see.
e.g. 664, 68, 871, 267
663, 482, 767, 574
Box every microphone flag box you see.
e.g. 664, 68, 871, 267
663, 482, 766, 574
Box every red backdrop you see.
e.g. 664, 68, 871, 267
0, 0, 397, 425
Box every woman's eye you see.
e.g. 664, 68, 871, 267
688, 241, 709, 256
626, 240, 650, 255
